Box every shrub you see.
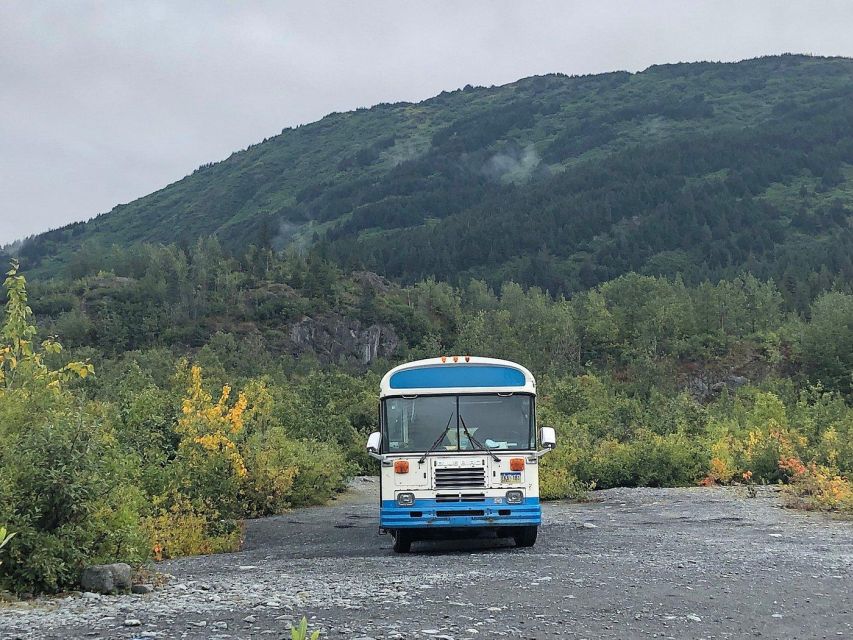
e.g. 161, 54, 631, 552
283, 438, 351, 507
781, 461, 853, 513
574, 430, 708, 488
536, 415, 590, 500
701, 437, 738, 485
241, 430, 300, 516
172, 364, 249, 520
143, 496, 241, 561
0, 262, 144, 594
539, 462, 588, 500
0, 413, 148, 593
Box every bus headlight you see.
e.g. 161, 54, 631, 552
396, 492, 415, 507
505, 490, 524, 504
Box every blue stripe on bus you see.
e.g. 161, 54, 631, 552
389, 365, 526, 390
380, 497, 541, 528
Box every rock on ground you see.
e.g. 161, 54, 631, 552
79, 563, 132, 595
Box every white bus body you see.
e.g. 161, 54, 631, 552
366, 356, 556, 552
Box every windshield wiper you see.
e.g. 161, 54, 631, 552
418, 412, 456, 464
459, 415, 500, 462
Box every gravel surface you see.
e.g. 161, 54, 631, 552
2, 478, 851, 639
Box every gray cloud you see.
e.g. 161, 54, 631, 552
2, 0, 852, 244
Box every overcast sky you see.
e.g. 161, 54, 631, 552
1, 1, 852, 244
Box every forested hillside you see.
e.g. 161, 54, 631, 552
10, 54, 853, 306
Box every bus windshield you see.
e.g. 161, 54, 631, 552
382, 394, 534, 453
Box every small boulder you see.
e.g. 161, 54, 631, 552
80, 566, 113, 594
132, 584, 154, 595
80, 563, 132, 594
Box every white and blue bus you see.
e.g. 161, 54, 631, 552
366, 356, 556, 552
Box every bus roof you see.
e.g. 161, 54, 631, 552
379, 356, 536, 398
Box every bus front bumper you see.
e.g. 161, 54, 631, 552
380, 497, 541, 529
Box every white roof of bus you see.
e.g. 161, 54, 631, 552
379, 356, 536, 398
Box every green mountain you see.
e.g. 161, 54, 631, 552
14, 54, 853, 301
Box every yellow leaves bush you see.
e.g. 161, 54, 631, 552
694, 390, 852, 514
700, 391, 817, 486
701, 457, 735, 486
142, 497, 241, 560
781, 461, 853, 513
1, 263, 358, 593
144, 365, 254, 556
142, 364, 352, 560
539, 464, 588, 500
1, 260, 93, 392
177, 365, 249, 479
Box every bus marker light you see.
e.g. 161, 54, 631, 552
510, 458, 525, 471
464, 355, 470, 362
452, 355, 459, 362
440, 356, 447, 363
394, 460, 410, 473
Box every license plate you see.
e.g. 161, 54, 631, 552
501, 472, 522, 484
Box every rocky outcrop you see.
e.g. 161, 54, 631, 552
289, 315, 399, 364
687, 373, 750, 401
351, 271, 392, 293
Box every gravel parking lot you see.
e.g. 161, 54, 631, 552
2, 478, 851, 639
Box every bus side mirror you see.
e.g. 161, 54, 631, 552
540, 427, 556, 450
366, 431, 382, 459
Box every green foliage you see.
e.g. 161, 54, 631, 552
290, 616, 321, 640
0, 527, 15, 568
0, 264, 144, 594
1, 260, 93, 390
537, 376, 710, 490
798, 291, 853, 395
535, 371, 853, 496
0, 414, 148, 593
0, 265, 353, 593
573, 431, 710, 488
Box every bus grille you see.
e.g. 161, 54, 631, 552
435, 493, 486, 502
434, 467, 486, 489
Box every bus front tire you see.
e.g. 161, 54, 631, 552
513, 525, 537, 548
393, 530, 412, 553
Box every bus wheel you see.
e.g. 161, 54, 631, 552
393, 530, 412, 553
513, 526, 537, 548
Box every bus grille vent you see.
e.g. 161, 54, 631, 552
434, 467, 486, 489
436, 493, 486, 502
